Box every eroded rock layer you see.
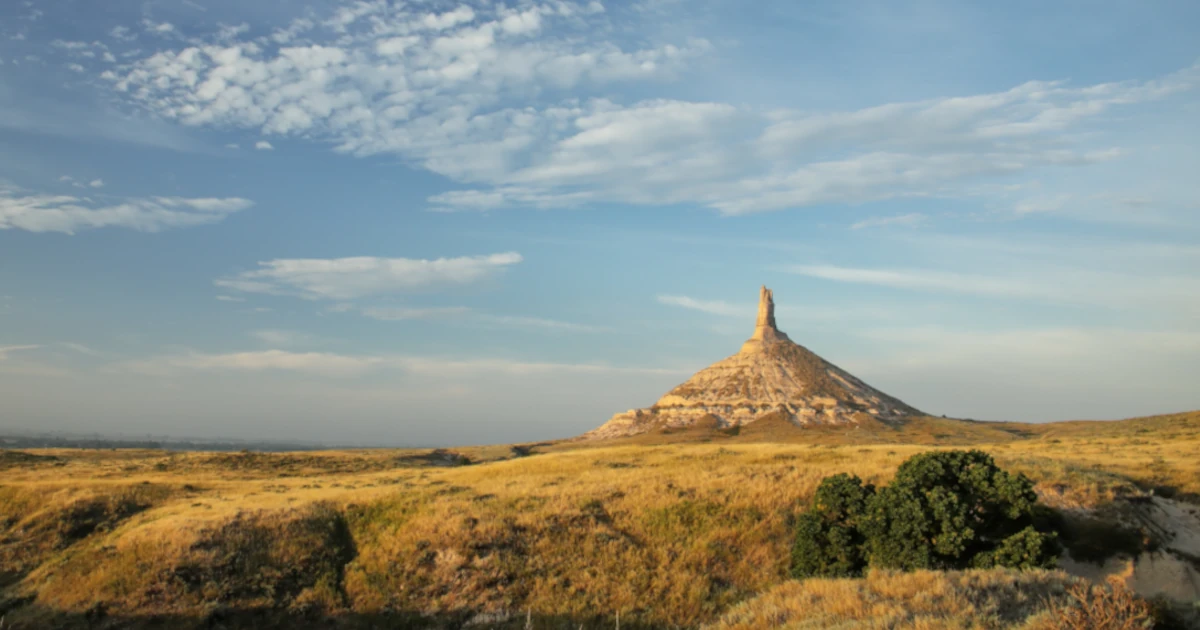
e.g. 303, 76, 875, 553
583, 286, 919, 439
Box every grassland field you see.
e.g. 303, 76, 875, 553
2, 411, 1199, 629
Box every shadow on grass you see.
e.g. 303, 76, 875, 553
1, 605, 673, 630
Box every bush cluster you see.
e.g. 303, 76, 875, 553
792, 450, 1060, 578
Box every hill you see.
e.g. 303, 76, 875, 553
1, 410, 1199, 628
584, 287, 919, 439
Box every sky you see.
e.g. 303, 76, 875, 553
1, 0, 1198, 446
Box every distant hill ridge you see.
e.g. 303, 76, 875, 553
583, 286, 920, 439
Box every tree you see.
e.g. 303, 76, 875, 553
861, 450, 1059, 571
791, 473, 875, 578
792, 450, 1060, 578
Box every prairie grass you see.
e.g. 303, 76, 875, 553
0, 411, 1197, 628
704, 568, 1082, 629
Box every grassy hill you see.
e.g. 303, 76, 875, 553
1, 411, 1198, 628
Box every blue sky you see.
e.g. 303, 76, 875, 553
1, 0, 1198, 446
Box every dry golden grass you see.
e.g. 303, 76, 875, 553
0, 411, 1197, 628
704, 568, 1082, 629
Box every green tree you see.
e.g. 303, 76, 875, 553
791, 451, 1060, 578
860, 450, 1059, 571
791, 473, 875, 578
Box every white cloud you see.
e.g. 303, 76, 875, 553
474, 314, 609, 333
0, 184, 253, 234
250, 329, 315, 347
784, 263, 1200, 312
0, 344, 39, 360
215, 252, 523, 300
98, 3, 1199, 217
110, 26, 136, 41
1014, 195, 1071, 216
112, 349, 687, 378
361, 306, 470, 320
88, 178, 104, 188
224, 143, 239, 149
786, 265, 1057, 299
254, 140, 274, 150
118, 349, 380, 376
215, 295, 245, 302
859, 327, 1200, 367
850, 212, 927, 230
142, 20, 175, 35
59, 342, 99, 356
657, 294, 748, 317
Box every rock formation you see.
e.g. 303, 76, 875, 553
583, 286, 920, 439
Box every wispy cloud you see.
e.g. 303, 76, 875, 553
215, 252, 523, 300
787, 265, 1038, 298
359, 306, 605, 332
117, 350, 379, 376
111, 349, 688, 378
360, 306, 471, 321
657, 294, 748, 317
254, 140, 274, 151
0, 344, 40, 359
0, 184, 252, 234
784, 263, 1200, 311
851, 212, 927, 230
58, 342, 99, 356
250, 330, 316, 347
474, 314, 609, 333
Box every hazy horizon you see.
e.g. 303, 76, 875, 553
2, 0, 1199, 445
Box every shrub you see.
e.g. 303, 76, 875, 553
1039, 576, 1154, 630
791, 473, 874, 578
792, 450, 1060, 577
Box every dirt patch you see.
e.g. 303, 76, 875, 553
1059, 496, 1200, 602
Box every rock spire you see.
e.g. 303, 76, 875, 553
741, 285, 790, 352
582, 286, 920, 439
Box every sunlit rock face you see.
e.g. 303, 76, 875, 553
583, 286, 920, 439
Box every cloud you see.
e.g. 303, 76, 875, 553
98, 4, 1199, 217
254, 140, 273, 150
0, 184, 253, 233
857, 327, 1200, 368
224, 143, 239, 149
110, 26, 136, 41
142, 20, 176, 35
112, 349, 687, 378
58, 342, 99, 356
215, 252, 523, 300
357, 306, 600, 332
88, 179, 104, 188
0, 344, 39, 360
784, 263, 1200, 311
474, 314, 609, 333
118, 350, 381, 376
851, 212, 927, 230
360, 306, 470, 320
250, 329, 315, 347
657, 294, 748, 317
215, 295, 245, 302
